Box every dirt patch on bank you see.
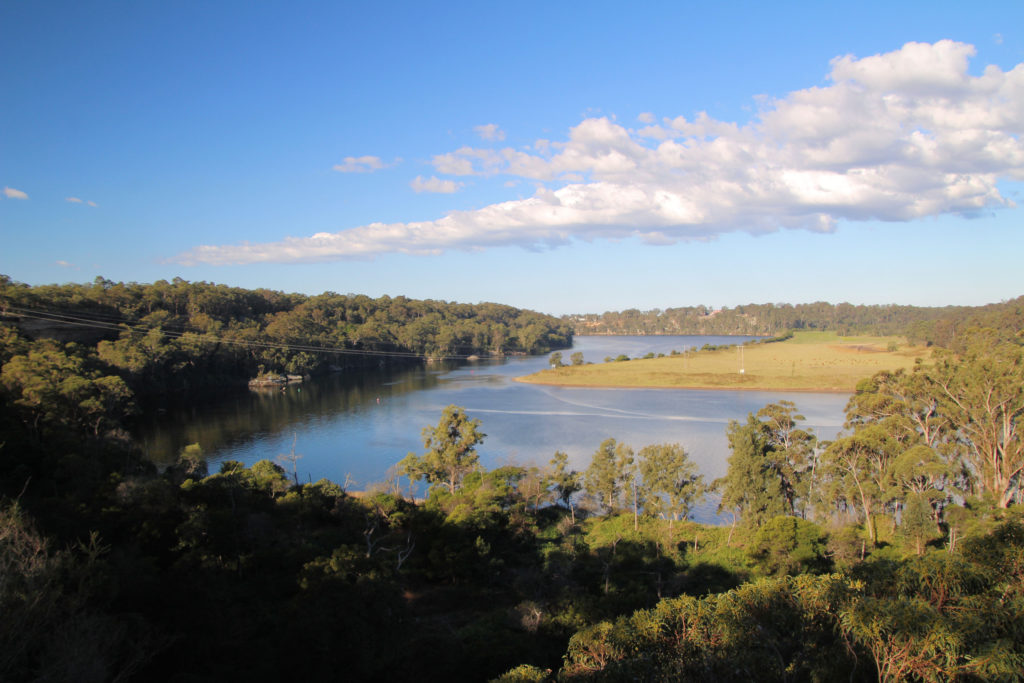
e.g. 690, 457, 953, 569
829, 344, 885, 354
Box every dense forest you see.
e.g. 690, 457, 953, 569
1, 277, 1023, 681
0, 275, 573, 406
572, 297, 1024, 349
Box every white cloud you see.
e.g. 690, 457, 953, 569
432, 146, 503, 175
3, 187, 28, 200
637, 112, 655, 124
66, 197, 83, 203
55, 260, 74, 267
636, 124, 672, 140
828, 39, 977, 96
177, 41, 1024, 265
332, 155, 388, 173
410, 175, 462, 194
87, 200, 97, 207
474, 123, 506, 141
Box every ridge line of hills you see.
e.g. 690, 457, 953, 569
567, 296, 1024, 347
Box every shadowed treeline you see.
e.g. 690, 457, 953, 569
574, 296, 1024, 348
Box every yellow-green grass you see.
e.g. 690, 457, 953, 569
517, 331, 930, 392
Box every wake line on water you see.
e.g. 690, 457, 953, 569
537, 386, 846, 429
449, 385, 735, 423
465, 407, 733, 424
424, 383, 845, 428
539, 388, 663, 419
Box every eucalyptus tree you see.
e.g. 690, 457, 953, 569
835, 367, 970, 545
842, 332, 1024, 510
397, 405, 484, 495
927, 335, 1024, 508
716, 402, 817, 529
637, 443, 706, 526
716, 416, 788, 529
516, 465, 550, 511
844, 369, 951, 452
1, 341, 134, 440
549, 450, 582, 523
819, 424, 900, 544
899, 491, 942, 556
884, 444, 959, 523
584, 438, 634, 514
756, 400, 817, 517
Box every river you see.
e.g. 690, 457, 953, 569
134, 335, 851, 522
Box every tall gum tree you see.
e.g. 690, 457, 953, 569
638, 443, 706, 526
549, 450, 582, 523
715, 416, 787, 529
820, 424, 900, 544
715, 402, 816, 529
398, 405, 484, 495
584, 438, 634, 514
844, 369, 952, 452
842, 369, 962, 532
756, 401, 816, 518
928, 335, 1024, 507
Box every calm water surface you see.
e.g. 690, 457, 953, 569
136, 336, 851, 522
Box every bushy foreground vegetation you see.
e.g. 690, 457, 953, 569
1, 279, 1023, 681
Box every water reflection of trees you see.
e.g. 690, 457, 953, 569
134, 363, 460, 464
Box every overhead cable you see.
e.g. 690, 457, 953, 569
3, 304, 488, 361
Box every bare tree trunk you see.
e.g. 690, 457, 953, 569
396, 534, 414, 571
632, 481, 639, 531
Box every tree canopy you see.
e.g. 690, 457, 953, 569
398, 405, 485, 494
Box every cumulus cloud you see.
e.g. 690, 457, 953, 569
332, 155, 389, 173
474, 123, 506, 141
177, 40, 1024, 265
3, 187, 28, 200
410, 175, 462, 194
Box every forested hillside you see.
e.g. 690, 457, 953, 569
0, 275, 572, 404
572, 297, 1024, 349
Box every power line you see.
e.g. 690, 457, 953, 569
2, 304, 489, 362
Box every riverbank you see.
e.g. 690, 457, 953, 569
516, 331, 930, 392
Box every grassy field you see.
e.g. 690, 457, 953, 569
517, 331, 931, 392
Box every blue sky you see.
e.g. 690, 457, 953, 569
2, 2, 1023, 315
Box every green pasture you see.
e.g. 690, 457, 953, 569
519, 331, 930, 392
